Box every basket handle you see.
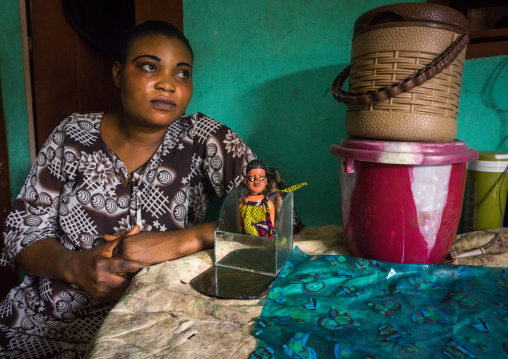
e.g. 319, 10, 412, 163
331, 33, 469, 106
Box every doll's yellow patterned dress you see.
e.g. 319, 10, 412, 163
240, 183, 307, 237
240, 196, 275, 237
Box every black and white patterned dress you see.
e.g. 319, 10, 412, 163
0, 112, 255, 358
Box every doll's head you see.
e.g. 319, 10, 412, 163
117, 20, 193, 65
244, 159, 268, 195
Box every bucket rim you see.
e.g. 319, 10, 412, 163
330, 138, 478, 165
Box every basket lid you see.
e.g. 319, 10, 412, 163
330, 138, 478, 165
353, 2, 468, 37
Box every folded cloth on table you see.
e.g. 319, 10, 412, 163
252, 247, 508, 358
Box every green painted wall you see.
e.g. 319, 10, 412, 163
184, 0, 508, 226
0, 1, 31, 203
457, 56, 508, 152
2, 1, 507, 227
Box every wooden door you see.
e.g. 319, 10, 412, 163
30, 1, 123, 149
30, 0, 184, 150
0, 85, 21, 298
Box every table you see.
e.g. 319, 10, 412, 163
85, 226, 508, 358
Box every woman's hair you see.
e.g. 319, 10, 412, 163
116, 20, 193, 64
246, 159, 267, 173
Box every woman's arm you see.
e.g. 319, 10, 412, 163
16, 234, 145, 302
109, 221, 217, 265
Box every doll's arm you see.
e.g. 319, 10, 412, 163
238, 203, 245, 233
267, 200, 276, 228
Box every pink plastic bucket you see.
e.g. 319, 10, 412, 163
331, 139, 478, 264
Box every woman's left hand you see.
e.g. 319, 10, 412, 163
103, 225, 141, 258
104, 221, 216, 265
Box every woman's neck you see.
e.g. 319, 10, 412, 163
101, 112, 167, 175
109, 112, 167, 148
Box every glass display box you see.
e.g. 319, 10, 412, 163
190, 186, 294, 299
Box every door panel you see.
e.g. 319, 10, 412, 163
30, 0, 183, 150
30, 0, 122, 149
0, 84, 21, 298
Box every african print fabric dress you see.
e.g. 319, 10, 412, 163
240, 196, 276, 238
0, 112, 255, 358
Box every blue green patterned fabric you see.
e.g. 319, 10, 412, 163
251, 247, 508, 358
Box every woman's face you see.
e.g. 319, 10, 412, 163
113, 34, 193, 129
244, 168, 267, 194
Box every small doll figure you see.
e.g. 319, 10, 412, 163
239, 159, 307, 237
355, 257, 380, 270
291, 273, 327, 293
410, 306, 453, 325
283, 332, 317, 359
318, 307, 359, 331
239, 159, 276, 237
250, 346, 275, 359
443, 290, 481, 309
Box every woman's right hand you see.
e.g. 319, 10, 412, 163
68, 225, 144, 302
16, 231, 145, 303
69, 238, 145, 302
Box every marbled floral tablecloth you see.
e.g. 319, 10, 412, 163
85, 226, 508, 358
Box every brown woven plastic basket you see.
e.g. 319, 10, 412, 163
332, 3, 469, 142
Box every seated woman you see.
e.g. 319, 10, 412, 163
0, 20, 255, 358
